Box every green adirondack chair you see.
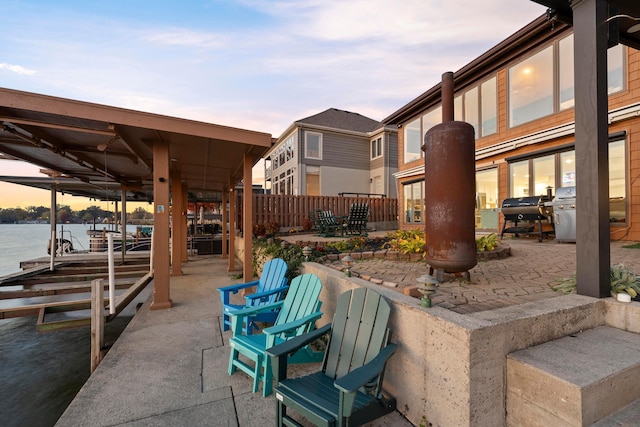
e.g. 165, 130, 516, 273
218, 257, 289, 334
344, 202, 369, 236
268, 287, 397, 427
228, 273, 324, 397
317, 210, 343, 236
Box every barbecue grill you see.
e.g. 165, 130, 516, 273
546, 186, 576, 242
500, 195, 554, 242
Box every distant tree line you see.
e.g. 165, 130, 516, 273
0, 205, 152, 224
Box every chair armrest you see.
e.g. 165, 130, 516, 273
334, 343, 397, 393
244, 285, 289, 304
218, 280, 259, 295
230, 300, 284, 318
229, 300, 285, 334
267, 323, 331, 359
268, 323, 331, 382
263, 311, 323, 338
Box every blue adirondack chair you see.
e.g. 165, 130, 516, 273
268, 287, 397, 427
218, 258, 288, 334
228, 273, 324, 397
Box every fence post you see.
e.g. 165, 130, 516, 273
91, 278, 105, 373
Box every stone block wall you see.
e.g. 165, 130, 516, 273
301, 262, 621, 426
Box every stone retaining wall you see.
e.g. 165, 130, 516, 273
301, 262, 639, 426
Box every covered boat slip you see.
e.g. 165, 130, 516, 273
0, 252, 152, 331
0, 87, 273, 311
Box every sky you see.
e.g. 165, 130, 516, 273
0, 0, 546, 211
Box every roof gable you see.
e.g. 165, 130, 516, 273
297, 108, 381, 133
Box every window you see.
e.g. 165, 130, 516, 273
510, 33, 625, 126
404, 118, 422, 163
422, 107, 442, 141
481, 77, 497, 136
475, 168, 498, 229
560, 151, 575, 186
403, 181, 424, 223
305, 132, 322, 159
453, 76, 496, 139
559, 34, 574, 110
609, 140, 626, 222
608, 44, 624, 94
508, 140, 626, 222
371, 137, 383, 159
510, 160, 530, 197
533, 155, 555, 196
464, 87, 479, 137
509, 46, 554, 127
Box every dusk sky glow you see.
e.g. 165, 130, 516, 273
0, 0, 545, 210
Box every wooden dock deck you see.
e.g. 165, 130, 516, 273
0, 252, 152, 331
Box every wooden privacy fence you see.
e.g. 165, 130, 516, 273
242, 194, 398, 229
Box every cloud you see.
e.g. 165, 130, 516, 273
143, 29, 228, 49
0, 63, 36, 75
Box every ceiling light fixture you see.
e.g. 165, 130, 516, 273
604, 14, 640, 33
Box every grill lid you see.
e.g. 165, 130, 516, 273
554, 186, 576, 201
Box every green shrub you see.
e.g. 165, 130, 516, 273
552, 263, 640, 298
476, 233, 501, 252
252, 238, 310, 283
384, 229, 425, 254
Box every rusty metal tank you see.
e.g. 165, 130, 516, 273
423, 72, 477, 274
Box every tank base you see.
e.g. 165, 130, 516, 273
429, 266, 471, 283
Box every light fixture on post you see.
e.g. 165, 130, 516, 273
302, 245, 312, 261
416, 274, 438, 308
341, 255, 353, 277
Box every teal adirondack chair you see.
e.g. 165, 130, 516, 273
268, 287, 397, 427
218, 258, 288, 334
228, 273, 324, 397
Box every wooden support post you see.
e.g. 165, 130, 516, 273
151, 138, 172, 309
222, 188, 228, 259
572, 0, 611, 297
91, 278, 105, 373
228, 187, 236, 272
171, 172, 183, 276
243, 152, 253, 285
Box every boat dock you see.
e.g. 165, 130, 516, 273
54, 254, 409, 426
0, 252, 152, 332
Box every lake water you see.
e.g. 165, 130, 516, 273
0, 223, 151, 426
0, 223, 141, 276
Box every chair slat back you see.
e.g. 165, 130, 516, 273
274, 273, 323, 338
255, 258, 289, 305
323, 288, 391, 379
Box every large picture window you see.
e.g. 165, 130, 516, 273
508, 140, 627, 223
509, 46, 554, 127
509, 33, 625, 127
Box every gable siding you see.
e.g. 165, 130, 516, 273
302, 130, 369, 170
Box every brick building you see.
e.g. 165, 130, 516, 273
384, 14, 640, 241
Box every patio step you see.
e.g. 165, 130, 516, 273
506, 326, 640, 426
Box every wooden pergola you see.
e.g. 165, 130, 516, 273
0, 87, 273, 309
531, 0, 640, 297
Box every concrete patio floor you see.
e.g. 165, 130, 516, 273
56, 234, 640, 426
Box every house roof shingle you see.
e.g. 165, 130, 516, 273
296, 108, 381, 133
